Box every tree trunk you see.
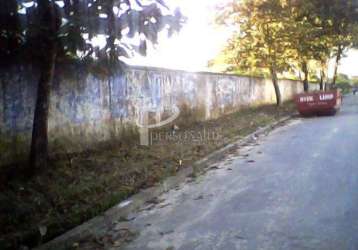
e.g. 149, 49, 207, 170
270, 66, 282, 106
320, 60, 328, 91
320, 70, 325, 91
302, 62, 309, 92
332, 45, 343, 87
28, 1, 58, 175
29, 49, 56, 174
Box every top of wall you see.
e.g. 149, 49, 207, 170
128, 65, 261, 79
127, 64, 314, 84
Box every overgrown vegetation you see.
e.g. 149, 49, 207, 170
0, 102, 295, 250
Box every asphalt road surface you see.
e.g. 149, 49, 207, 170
122, 95, 358, 250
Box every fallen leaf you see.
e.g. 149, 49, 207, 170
113, 240, 121, 247
208, 166, 220, 171
194, 195, 204, 201
38, 225, 47, 237
159, 203, 172, 209
160, 230, 174, 236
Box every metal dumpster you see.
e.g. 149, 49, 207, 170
294, 90, 342, 116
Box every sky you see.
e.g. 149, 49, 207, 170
125, 0, 358, 78
18, 0, 358, 76
330, 49, 358, 78
125, 0, 233, 72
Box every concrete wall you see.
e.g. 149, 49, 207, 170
0, 65, 318, 166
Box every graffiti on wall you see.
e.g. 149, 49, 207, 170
0, 65, 316, 166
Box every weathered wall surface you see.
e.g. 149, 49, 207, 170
0, 65, 318, 166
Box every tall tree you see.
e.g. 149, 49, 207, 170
0, 0, 184, 175
215, 0, 358, 93
287, 0, 332, 91
29, 0, 60, 173
217, 0, 294, 106
312, 0, 357, 86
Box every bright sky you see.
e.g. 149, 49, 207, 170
329, 49, 358, 78
125, 0, 233, 72
19, 0, 358, 76
128, 0, 358, 77
119, 0, 358, 76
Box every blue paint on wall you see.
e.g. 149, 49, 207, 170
110, 74, 129, 119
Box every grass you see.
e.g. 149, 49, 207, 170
0, 101, 296, 249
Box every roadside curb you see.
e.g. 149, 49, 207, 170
194, 115, 293, 168
36, 115, 294, 250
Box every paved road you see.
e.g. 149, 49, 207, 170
122, 95, 358, 250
